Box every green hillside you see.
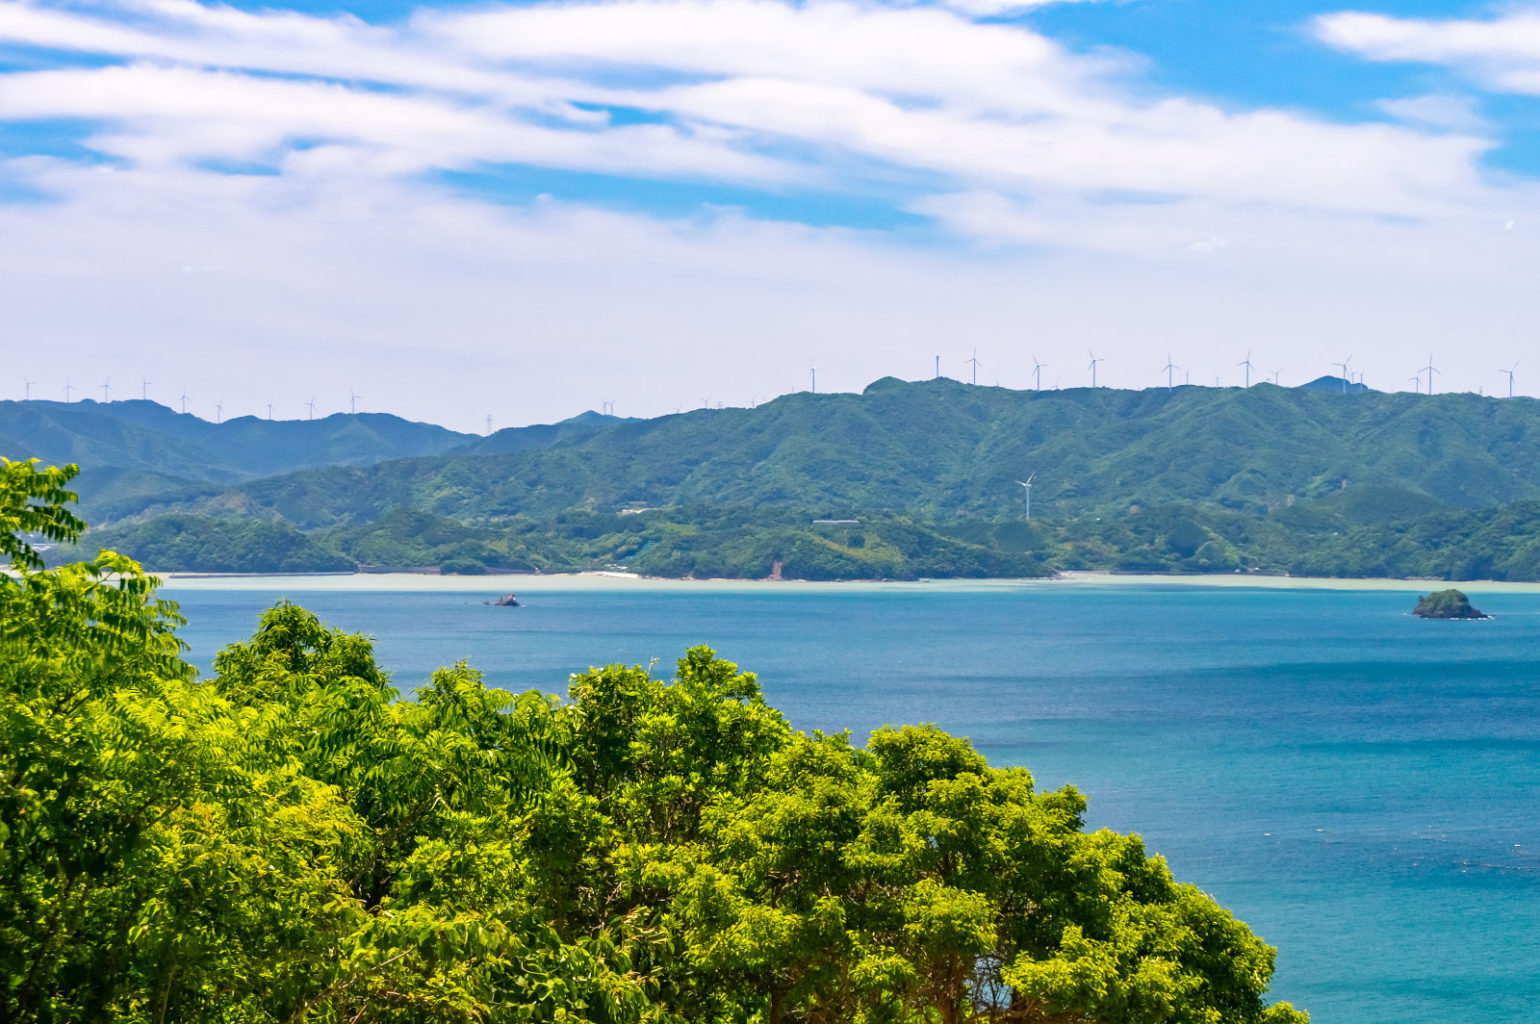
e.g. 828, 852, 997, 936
41, 378, 1540, 579
0, 400, 626, 520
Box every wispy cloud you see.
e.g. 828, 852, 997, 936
0, 0, 1535, 419
0, 0, 1501, 225
1315, 7, 1540, 95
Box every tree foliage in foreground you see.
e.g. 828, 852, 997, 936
1, 457, 1307, 1023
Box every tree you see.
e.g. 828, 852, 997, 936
0, 457, 1307, 1023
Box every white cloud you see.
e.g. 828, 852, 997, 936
1376, 93, 1488, 133
0, 0, 1536, 421
0, 0, 1500, 223
1315, 8, 1540, 95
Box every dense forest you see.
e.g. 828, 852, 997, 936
22, 379, 1540, 579
2, 457, 1307, 1022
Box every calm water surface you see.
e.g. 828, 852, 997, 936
165, 583, 1540, 1024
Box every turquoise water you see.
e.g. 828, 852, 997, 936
165, 583, 1540, 1024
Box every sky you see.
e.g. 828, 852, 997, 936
3, 0, 1540, 428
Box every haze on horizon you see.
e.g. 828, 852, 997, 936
3, 0, 1539, 430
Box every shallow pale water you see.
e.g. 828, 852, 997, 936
165, 582, 1540, 1024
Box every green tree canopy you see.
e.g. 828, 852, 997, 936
1, 458, 1307, 1023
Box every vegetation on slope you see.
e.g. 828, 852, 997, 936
1, 458, 1307, 1023
0, 400, 627, 523
30, 379, 1540, 579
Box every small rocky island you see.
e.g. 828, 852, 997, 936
486, 593, 521, 607
1413, 589, 1488, 620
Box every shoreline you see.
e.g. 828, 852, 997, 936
152, 569, 1540, 595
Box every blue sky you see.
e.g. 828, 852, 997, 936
2, 0, 1539, 426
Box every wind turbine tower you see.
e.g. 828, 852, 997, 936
1408, 373, 1421, 395
934, 355, 940, 380
62, 379, 74, 403
349, 389, 361, 415
180, 391, 189, 415
1334, 356, 1353, 394
100, 379, 110, 403
967, 349, 981, 386
1016, 474, 1035, 520
1423, 354, 1439, 395
810, 368, 816, 394
1500, 363, 1517, 398
1031, 355, 1048, 392
1238, 350, 1254, 387
140, 377, 151, 401
1088, 350, 1103, 388
23, 378, 33, 401
306, 397, 317, 421
266, 402, 273, 420
1163, 354, 1179, 390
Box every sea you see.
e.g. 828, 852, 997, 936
164, 580, 1540, 1024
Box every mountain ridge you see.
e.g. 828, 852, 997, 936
25, 379, 1540, 580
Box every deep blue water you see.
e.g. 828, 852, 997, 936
165, 582, 1540, 1024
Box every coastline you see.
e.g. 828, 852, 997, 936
152, 569, 1540, 595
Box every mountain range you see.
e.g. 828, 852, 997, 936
16, 379, 1540, 580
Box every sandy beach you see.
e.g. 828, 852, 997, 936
152, 569, 1540, 596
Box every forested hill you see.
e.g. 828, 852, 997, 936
41, 378, 1540, 579
95, 377, 1540, 520
0, 400, 627, 518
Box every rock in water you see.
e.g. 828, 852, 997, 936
1413, 589, 1488, 619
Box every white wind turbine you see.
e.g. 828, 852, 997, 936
1238, 350, 1254, 387
1031, 355, 1049, 392
1087, 350, 1104, 387
1016, 473, 1035, 520
1500, 363, 1518, 398
1162, 353, 1179, 390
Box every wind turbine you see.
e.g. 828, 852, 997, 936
810, 367, 816, 394
1408, 373, 1421, 395
306, 396, 317, 421
1162, 353, 1179, 390
1272, 368, 1283, 385
967, 348, 981, 386
23, 378, 33, 401
140, 377, 151, 401
349, 389, 361, 415
180, 391, 189, 415
934, 355, 940, 380
1333, 355, 1353, 394
62, 379, 74, 403
484, 413, 493, 434
100, 378, 111, 403
1423, 353, 1440, 395
1238, 350, 1254, 387
1500, 363, 1518, 398
1031, 355, 1048, 392
215, 401, 223, 424
1015, 474, 1035, 520
266, 401, 274, 420
1087, 350, 1104, 388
